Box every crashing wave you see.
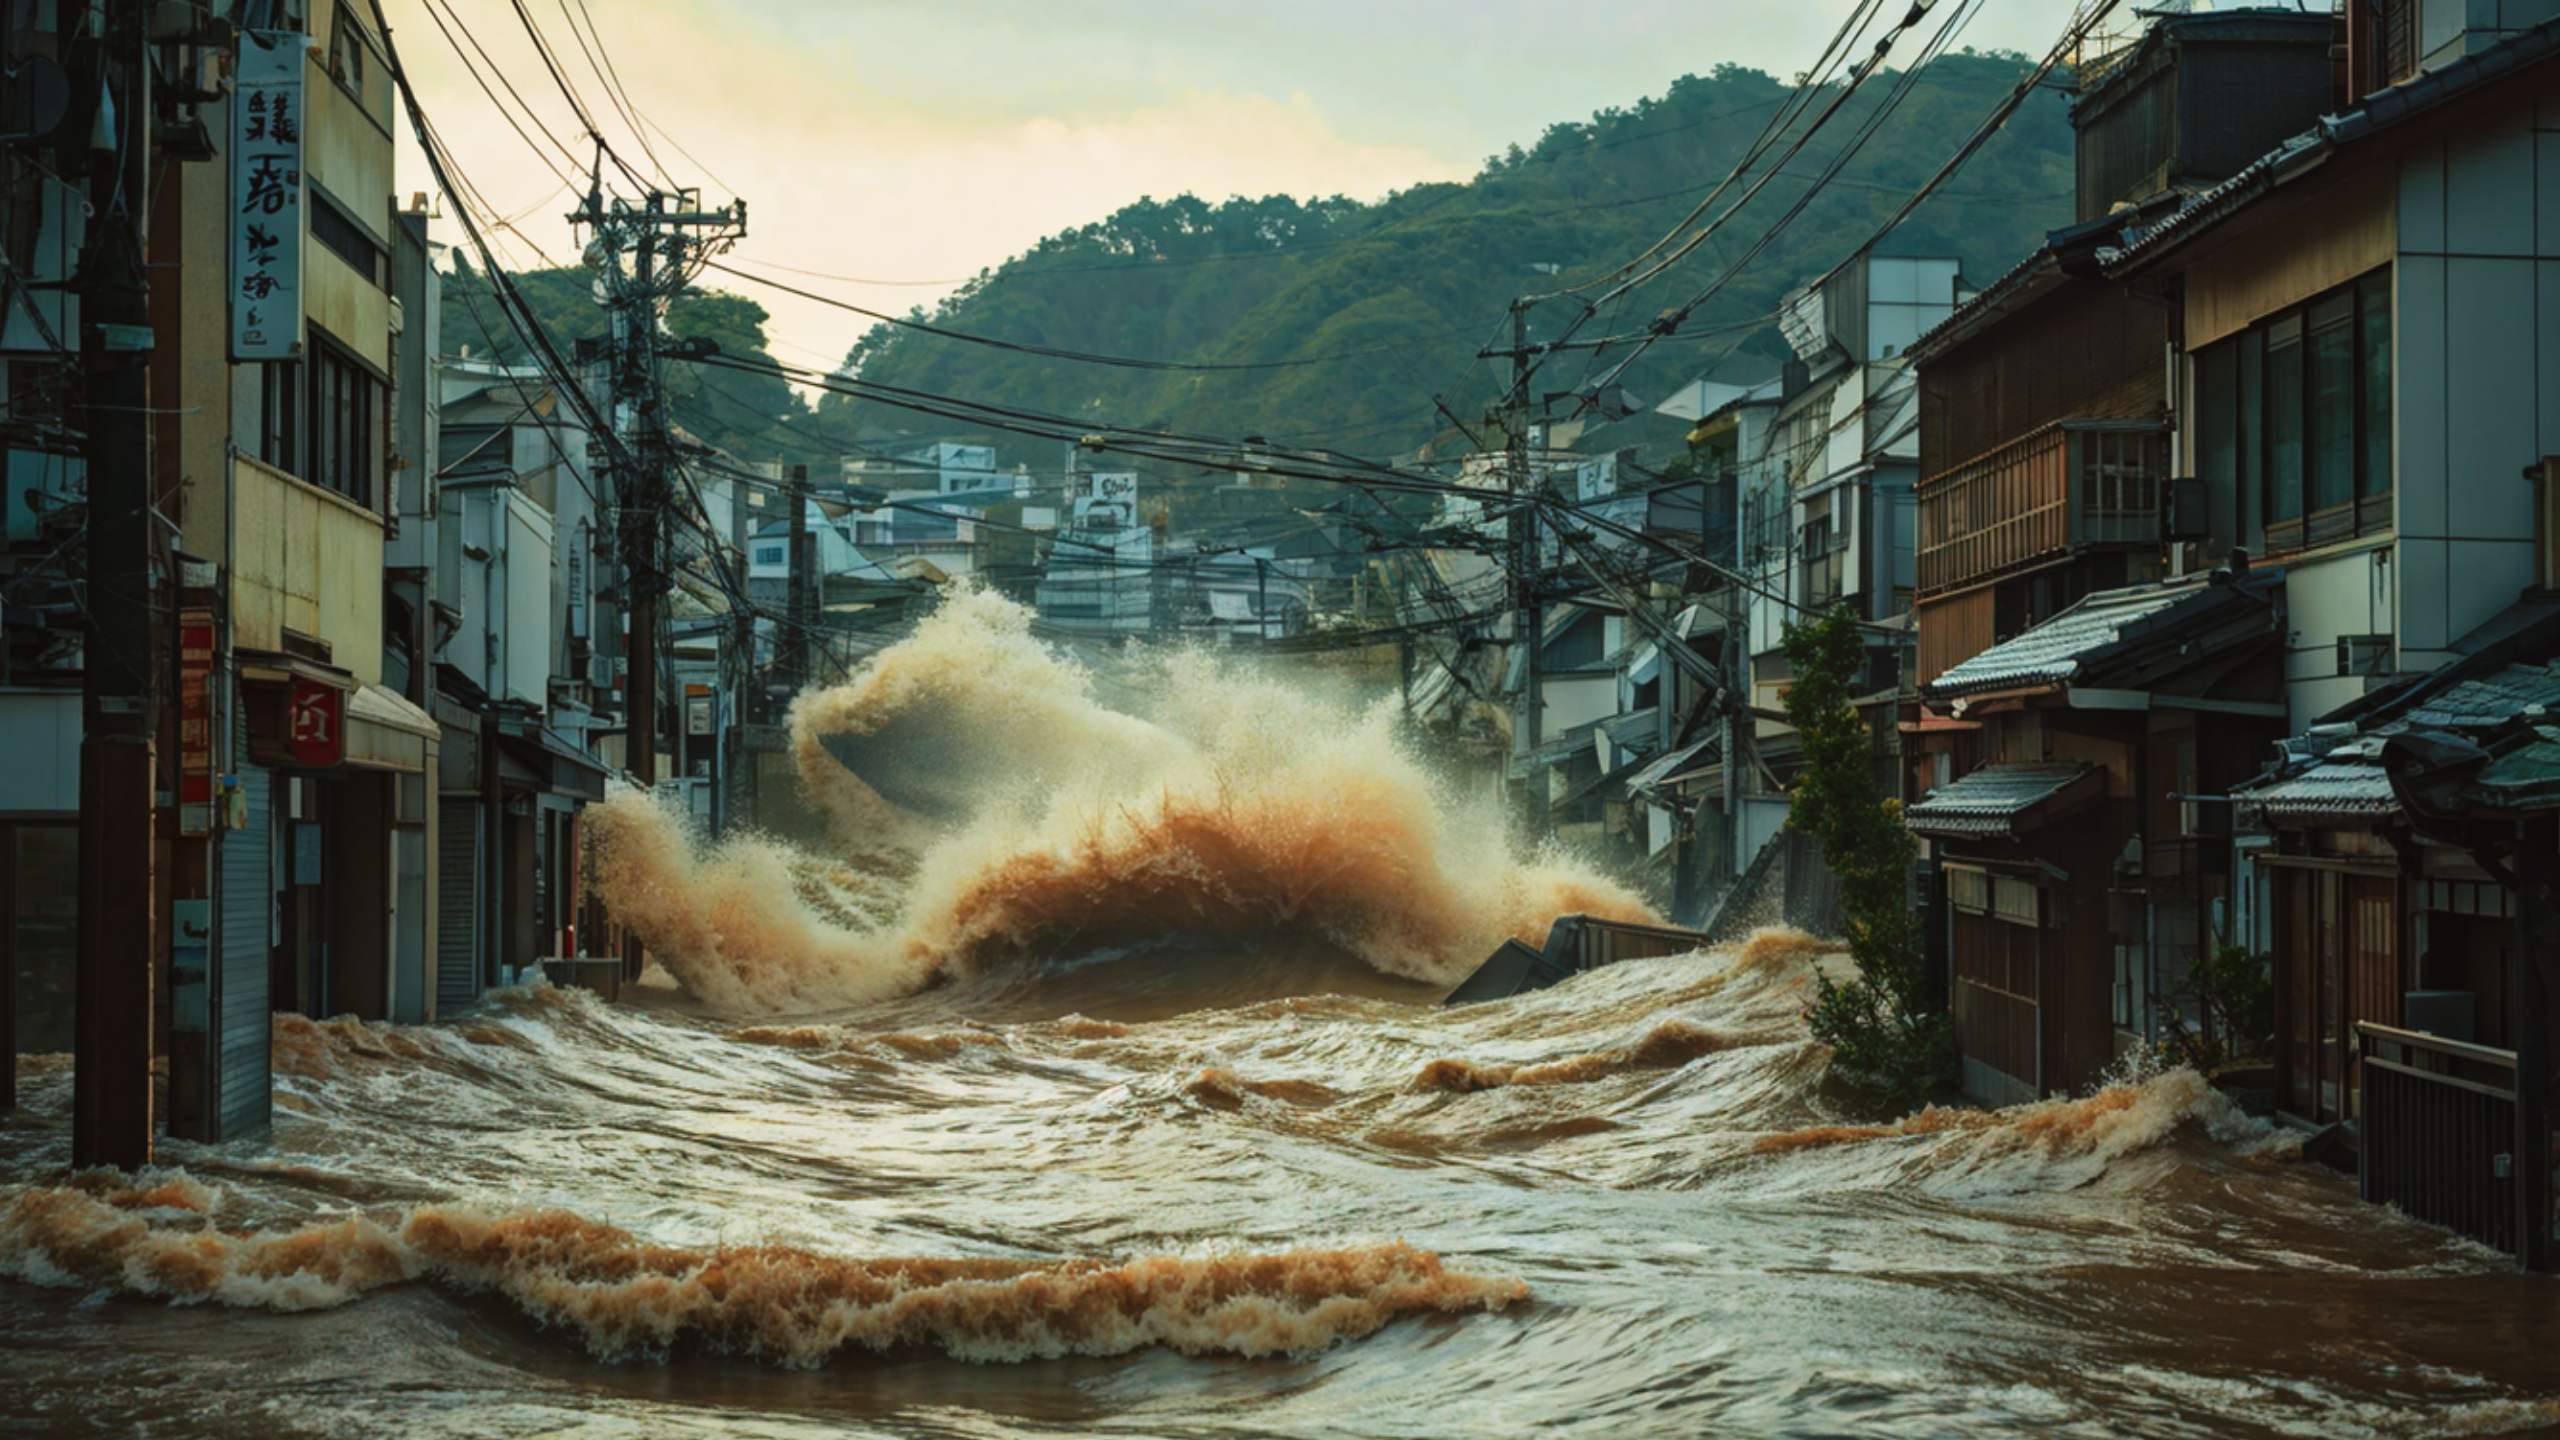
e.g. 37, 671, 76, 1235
590, 589, 1651, 1016
0, 1177, 1527, 1366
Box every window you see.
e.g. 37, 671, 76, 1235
264, 334, 381, 507
260, 361, 299, 474
310, 192, 383, 287
2358, 270, 2392, 503
440, 423, 513, 479
329, 12, 368, 99
753, 543, 786, 568
2191, 267, 2392, 556
2266, 315, 2304, 524
2308, 292, 2355, 526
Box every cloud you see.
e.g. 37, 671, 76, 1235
400, 2, 1467, 365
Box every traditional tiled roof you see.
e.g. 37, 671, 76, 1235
1925, 575, 2274, 701
2472, 726, 2560, 809
2244, 761, 2400, 823
1906, 762, 2099, 838
2240, 659, 2560, 824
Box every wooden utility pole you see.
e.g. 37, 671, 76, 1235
70, 0, 158, 1169
781, 462, 812, 696
568, 173, 741, 976
1504, 302, 1543, 832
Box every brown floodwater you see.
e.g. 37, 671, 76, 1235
6, 592, 2556, 1437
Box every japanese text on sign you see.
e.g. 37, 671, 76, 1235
230, 31, 308, 361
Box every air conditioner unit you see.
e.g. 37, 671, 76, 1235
2337, 633, 2393, 678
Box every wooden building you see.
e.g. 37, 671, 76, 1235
1909, 572, 2288, 1102
2236, 600, 2560, 1268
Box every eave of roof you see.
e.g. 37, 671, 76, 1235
1923, 574, 2278, 703
2105, 16, 2560, 277
1906, 762, 2102, 838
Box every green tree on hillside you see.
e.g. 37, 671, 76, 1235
832, 53, 2074, 458
439, 255, 805, 465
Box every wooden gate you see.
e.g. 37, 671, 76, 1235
2358, 1023, 2546, 1264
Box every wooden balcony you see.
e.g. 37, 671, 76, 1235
1916, 420, 2169, 597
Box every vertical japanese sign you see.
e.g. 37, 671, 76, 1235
178, 610, 216, 836
230, 30, 308, 361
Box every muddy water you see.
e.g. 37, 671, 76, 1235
7, 595, 2558, 1437
5, 937, 2560, 1437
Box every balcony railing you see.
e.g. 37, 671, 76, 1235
1916, 420, 2169, 596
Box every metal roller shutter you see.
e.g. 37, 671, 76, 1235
437, 797, 483, 1014
216, 748, 273, 1139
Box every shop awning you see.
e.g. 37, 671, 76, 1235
344, 684, 437, 774
1906, 762, 2104, 839
495, 719, 609, 803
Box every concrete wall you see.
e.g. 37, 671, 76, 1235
300, 17, 392, 373
2390, 92, 2560, 681
232, 454, 386, 682
2417, 0, 2560, 70
503, 494, 555, 708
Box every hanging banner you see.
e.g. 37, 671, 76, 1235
229, 30, 308, 362
177, 609, 217, 836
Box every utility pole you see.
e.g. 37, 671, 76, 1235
781, 462, 812, 697
569, 167, 743, 977
70, 0, 158, 1169
1503, 302, 1543, 834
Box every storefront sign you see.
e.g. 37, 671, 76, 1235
287, 678, 343, 768
178, 610, 216, 836
229, 31, 307, 361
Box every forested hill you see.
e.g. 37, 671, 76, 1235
819, 53, 2076, 460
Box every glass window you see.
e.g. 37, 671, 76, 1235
2237, 328, 2263, 545
2308, 292, 2355, 515
2196, 342, 2237, 539
2265, 315, 2304, 523
260, 362, 299, 473
2358, 270, 2392, 501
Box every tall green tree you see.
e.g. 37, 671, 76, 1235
438, 260, 807, 465
1782, 604, 1956, 1106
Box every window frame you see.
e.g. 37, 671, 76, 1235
2191, 265, 2393, 558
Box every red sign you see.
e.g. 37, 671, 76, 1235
178, 612, 216, 835
288, 678, 344, 768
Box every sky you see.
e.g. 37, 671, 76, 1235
393, 0, 2070, 371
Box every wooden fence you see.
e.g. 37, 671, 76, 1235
2357, 1022, 2554, 1266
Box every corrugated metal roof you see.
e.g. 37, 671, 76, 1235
1625, 734, 1716, 793
1906, 762, 2097, 837
1925, 578, 2219, 699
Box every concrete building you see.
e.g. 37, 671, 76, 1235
2100, 11, 2560, 1182
24, 5, 453, 1138
430, 361, 613, 1011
